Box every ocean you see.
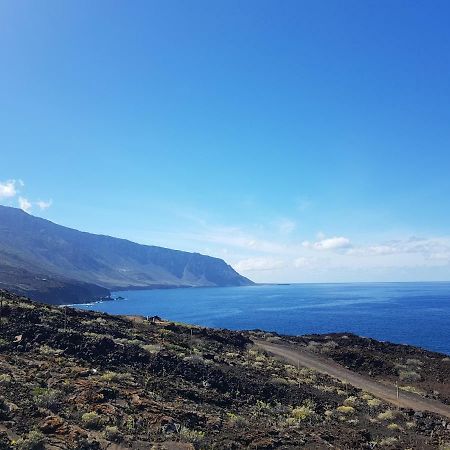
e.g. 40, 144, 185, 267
77, 282, 450, 355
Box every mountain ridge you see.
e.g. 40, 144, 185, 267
0, 205, 253, 303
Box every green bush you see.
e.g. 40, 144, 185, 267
399, 370, 421, 382
81, 411, 102, 429
33, 388, 61, 412
104, 425, 121, 442
100, 371, 133, 383
15, 430, 45, 450
336, 405, 355, 415
367, 398, 381, 407
0, 374, 11, 384
178, 426, 205, 444
226, 413, 248, 428
377, 409, 396, 421
291, 403, 315, 421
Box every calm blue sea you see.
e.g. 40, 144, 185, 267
77, 282, 450, 355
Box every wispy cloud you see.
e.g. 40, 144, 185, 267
18, 197, 32, 213
303, 236, 352, 251
277, 218, 296, 234
234, 257, 286, 272
36, 200, 53, 210
349, 237, 450, 263
183, 226, 289, 254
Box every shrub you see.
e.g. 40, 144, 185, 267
379, 437, 398, 446
336, 405, 355, 415
100, 371, 132, 383
38, 345, 62, 356
377, 410, 395, 421
104, 426, 121, 442
387, 423, 401, 430
141, 344, 161, 354
81, 412, 102, 429
343, 396, 358, 406
0, 374, 11, 384
226, 413, 248, 428
33, 388, 61, 412
271, 377, 289, 386
15, 430, 45, 450
406, 358, 423, 366
178, 427, 205, 444
399, 370, 421, 382
367, 398, 381, 407
291, 405, 314, 421
400, 385, 425, 395
253, 400, 272, 415
183, 355, 211, 365
306, 341, 321, 353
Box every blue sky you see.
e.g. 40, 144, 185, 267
1, 0, 450, 282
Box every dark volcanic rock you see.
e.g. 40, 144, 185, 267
0, 291, 449, 450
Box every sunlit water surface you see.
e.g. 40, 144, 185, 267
77, 282, 450, 355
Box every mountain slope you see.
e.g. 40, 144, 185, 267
0, 205, 253, 303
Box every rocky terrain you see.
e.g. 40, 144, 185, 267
281, 333, 450, 407
0, 290, 449, 449
0, 206, 252, 304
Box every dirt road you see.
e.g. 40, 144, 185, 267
256, 340, 450, 419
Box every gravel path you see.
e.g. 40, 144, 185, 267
256, 340, 450, 419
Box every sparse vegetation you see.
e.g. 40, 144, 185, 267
81, 411, 102, 429
0, 291, 448, 450
377, 409, 396, 421
104, 425, 121, 442
14, 430, 45, 450
337, 405, 355, 415
399, 369, 422, 382
291, 401, 316, 421
100, 370, 133, 383
33, 388, 61, 411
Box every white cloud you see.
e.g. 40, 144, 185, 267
0, 179, 52, 212
303, 236, 352, 251
18, 197, 32, 213
0, 180, 20, 199
349, 237, 450, 263
234, 257, 286, 272
36, 199, 52, 210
